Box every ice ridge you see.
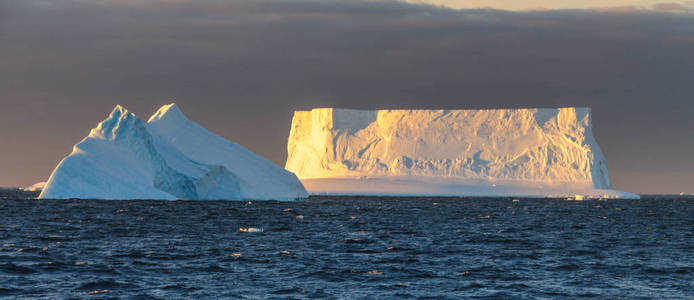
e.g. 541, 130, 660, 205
39, 104, 306, 200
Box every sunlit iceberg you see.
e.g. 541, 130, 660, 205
286, 108, 638, 199
22, 181, 46, 192
39, 104, 307, 200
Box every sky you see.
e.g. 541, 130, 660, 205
406, 0, 694, 10
1, 0, 693, 194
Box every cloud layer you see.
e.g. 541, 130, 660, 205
403, 0, 694, 11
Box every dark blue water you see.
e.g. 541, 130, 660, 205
1, 196, 692, 299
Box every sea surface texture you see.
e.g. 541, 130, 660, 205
0, 195, 692, 299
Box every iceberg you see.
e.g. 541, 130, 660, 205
286, 108, 638, 199
23, 181, 46, 192
39, 104, 308, 200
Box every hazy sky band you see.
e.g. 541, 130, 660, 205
404, 0, 694, 11
1, 0, 693, 193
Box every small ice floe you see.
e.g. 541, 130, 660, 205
22, 181, 46, 192
85, 289, 109, 295
239, 227, 264, 233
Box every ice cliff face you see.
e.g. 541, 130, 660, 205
286, 108, 635, 198
39, 104, 307, 200
147, 104, 308, 200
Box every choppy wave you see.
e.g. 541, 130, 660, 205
0, 195, 692, 298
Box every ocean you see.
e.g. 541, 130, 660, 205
1, 195, 692, 299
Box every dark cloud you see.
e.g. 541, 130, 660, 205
1, 0, 693, 193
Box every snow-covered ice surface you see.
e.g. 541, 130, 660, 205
39, 104, 307, 201
286, 108, 638, 199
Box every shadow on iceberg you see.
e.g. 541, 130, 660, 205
39, 104, 308, 201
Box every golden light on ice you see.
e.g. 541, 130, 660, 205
285, 108, 639, 199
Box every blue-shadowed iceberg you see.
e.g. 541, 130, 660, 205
39, 104, 307, 201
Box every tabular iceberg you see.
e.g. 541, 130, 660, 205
286, 108, 638, 199
39, 104, 307, 201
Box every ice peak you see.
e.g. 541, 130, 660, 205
108, 104, 131, 119
148, 103, 188, 124
113, 104, 126, 112
89, 104, 146, 141
99, 104, 137, 127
